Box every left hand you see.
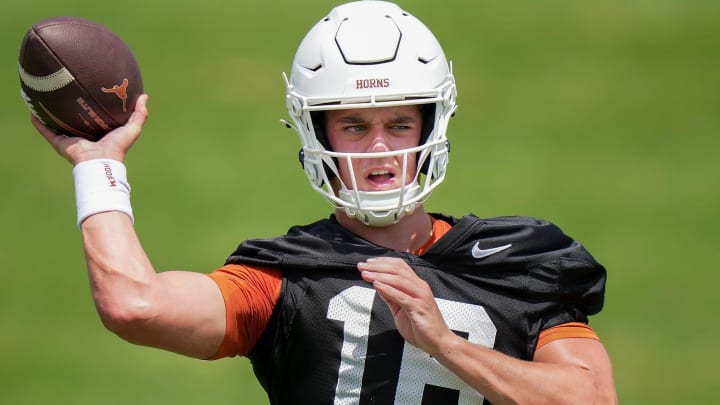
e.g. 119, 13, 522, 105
357, 257, 454, 356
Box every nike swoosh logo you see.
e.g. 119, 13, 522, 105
471, 242, 512, 259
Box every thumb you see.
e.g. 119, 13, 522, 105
98, 94, 149, 154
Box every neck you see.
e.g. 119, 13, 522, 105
335, 207, 433, 253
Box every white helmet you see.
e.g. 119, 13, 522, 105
283, 0, 457, 227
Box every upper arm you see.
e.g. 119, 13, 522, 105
116, 270, 227, 359
79, 212, 228, 359
533, 338, 618, 404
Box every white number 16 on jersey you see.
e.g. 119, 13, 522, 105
328, 286, 498, 404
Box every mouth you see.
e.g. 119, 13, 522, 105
366, 169, 397, 188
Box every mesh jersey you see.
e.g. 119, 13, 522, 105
218, 214, 606, 404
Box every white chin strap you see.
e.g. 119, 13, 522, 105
338, 182, 421, 227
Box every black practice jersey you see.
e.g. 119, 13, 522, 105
225, 214, 606, 405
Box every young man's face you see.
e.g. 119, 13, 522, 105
325, 105, 423, 192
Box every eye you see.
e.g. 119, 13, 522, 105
345, 124, 366, 133
388, 122, 417, 133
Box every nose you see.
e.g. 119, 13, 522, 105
368, 127, 391, 153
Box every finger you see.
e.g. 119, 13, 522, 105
358, 257, 418, 283
358, 261, 405, 286
373, 279, 438, 325
375, 287, 402, 314
359, 266, 427, 302
372, 279, 412, 308
30, 114, 81, 159
122, 94, 148, 142
359, 267, 405, 287
92, 95, 149, 162
358, 257, 412, 275
99, 94, 149, 145
31, 114, 63, 145
126, 94, 149, 134
374, 276, 441, 319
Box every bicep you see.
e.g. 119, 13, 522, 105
134, 270, 226, 359
533, 338, 617, 402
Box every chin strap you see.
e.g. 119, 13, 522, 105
338, 183, 421, 227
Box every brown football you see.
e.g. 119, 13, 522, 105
18, 16, 143, 141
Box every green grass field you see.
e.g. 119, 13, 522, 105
2, 0, 718, 403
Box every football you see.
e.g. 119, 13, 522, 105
18, 16, 143, 141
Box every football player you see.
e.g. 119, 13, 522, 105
33, 1, 617, 404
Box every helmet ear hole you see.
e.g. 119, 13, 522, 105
418, 104, 437, 175
419, 104, 436, 145
310, 111, 331, 150
307, 110, 337, 182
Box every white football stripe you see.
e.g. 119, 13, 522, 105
18, 63, 75, 92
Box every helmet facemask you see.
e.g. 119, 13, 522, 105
282, 0, 457, 227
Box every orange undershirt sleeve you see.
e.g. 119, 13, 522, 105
205, 264, 282, 360
536, 322, 600, 350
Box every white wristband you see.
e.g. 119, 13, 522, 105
73, 159, 133, 227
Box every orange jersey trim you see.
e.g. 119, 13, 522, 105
536, 322, 600, 350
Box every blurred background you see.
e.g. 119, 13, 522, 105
2, 0, 718, 403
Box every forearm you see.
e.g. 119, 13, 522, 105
81, 211, 157, 328
432, 335, 603, 405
